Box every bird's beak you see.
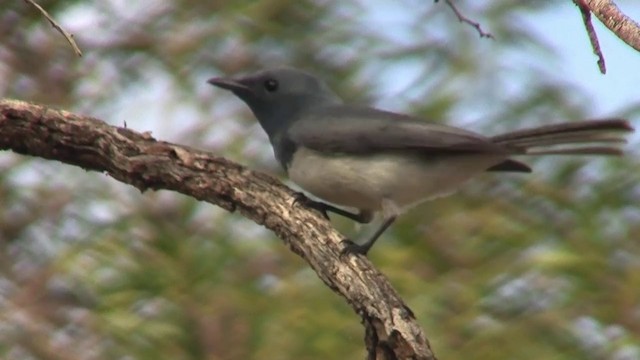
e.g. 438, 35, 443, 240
207, 77, 250, 92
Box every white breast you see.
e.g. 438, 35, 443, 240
288, 147, 505, 213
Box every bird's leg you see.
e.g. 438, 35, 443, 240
341, 199, 399, 256
292, 192, 372, 223
341, 215, 396, 255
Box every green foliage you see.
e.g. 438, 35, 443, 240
1, 1, 639, 359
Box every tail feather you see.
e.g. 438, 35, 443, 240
491, 119, 633, 156
500, 133, 626, 148
525, 146, 625, 156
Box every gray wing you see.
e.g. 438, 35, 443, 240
288, 106, 505, 154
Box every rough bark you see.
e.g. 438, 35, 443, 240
0, 98, 437, 360
581, 0, 640, 52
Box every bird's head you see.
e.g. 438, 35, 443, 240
208, 67, 342, 136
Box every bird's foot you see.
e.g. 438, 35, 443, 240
339, 239, 370, 256
292, 192, 330, 220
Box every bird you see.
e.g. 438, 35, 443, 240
208, 67, 633, 255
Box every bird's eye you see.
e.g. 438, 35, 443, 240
264, 79, 279, 92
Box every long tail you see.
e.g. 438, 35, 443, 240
491, 119, 634, 155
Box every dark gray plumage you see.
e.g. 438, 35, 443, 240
208, 67, 633, 255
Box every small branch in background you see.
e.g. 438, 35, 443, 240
437, 0, 494, 39
574, 0, 607, 74
582, 0, 640, 53
23, 0, 82, 57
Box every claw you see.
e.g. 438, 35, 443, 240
339, 239, 369, 256
291, 192, 306, 207
292, 192, 330, 220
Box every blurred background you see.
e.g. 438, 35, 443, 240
1, 1, 640, 359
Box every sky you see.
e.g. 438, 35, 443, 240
357, 1, 640, 137
55, 1, 640, 146
528, 2, 640, 116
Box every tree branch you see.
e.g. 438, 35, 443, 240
438, 0, 494, 39
23, 0, 83, 57
574, 0, 607, 74
0, 99, 437, 360
579, 0, 640, 53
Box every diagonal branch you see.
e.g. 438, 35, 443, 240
579, 0, 640, 53
0, 98, 437, 360
23, 0, 83, 57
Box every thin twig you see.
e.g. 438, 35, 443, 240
574, 0, 606, 74
438, 0, 494, 39
23, 0, 82, 57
